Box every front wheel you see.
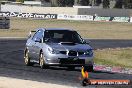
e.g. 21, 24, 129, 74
39, 52, 48, 69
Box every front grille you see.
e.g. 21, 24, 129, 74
68, 50, 77, 56
59, 59, 85, 64
59, 50, 92, 56
60, 51, 67, 54
78, 52, 84, 55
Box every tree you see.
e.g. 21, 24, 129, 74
74, 0, 80, 5
50, 0, 58, 6
51, 0, 74, 7
16, 0, 24, 2
124, 0, 132, 9
114, 0, 123, 8
65, 0, 74, 7
103, 0, 110, 8
79, 0, 89, 6
44, 0, 50, 2
58, 0, 65, 6
95, 0, 102, 6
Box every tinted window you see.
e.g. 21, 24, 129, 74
44, 30, 83, 43
32, 29, 43, 41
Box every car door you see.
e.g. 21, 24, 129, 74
32, 29, 44, 61
26, 38, 36, 59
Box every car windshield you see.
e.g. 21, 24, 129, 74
44, 30, 84, 44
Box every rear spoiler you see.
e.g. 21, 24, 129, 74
28, 30, 36, 38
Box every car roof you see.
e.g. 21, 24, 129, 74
39, 28, 75, 31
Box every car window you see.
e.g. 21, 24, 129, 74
32, 29, 43, 41
44, 30, 83, 43
53, 33, 63, 38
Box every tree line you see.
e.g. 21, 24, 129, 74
4, 0, 132, 9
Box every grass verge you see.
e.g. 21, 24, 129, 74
94, 48, 132, 68
0, 18, 132, 39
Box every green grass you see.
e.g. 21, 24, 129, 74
1, 18, 132, 39
94, 48, 132, 68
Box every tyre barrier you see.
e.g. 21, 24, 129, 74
0, 16, 10, 29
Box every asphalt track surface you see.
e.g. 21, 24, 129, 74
0, 39, 132, 88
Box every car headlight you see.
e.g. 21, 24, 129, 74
48, 47, 60, 54
84, 49, 93, 56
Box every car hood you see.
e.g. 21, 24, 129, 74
46, 42, 92, 51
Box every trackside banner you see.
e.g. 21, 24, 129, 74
0, 12, 130, 23
94, 16, 110, 22
94, 16, 130, 22
0, 12, 57, 19
58, 14, 93, 21
111, 17, 129, 22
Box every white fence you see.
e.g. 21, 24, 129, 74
1, 4, 22, 12
1, 5, 78, 15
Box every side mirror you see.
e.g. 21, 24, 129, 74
83, 39, 91, 44
44, 38, 51, 42
44, 38, 49, 42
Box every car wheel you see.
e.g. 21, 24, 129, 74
39, 52, 48, 69
84, 66, 93, 72
24, 49, 33, 66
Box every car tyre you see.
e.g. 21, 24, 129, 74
39, 52, 48, 69
24, 49, 33, 66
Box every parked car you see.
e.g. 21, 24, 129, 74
24, 28, 94, 71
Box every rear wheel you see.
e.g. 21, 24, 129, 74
39, 52, 48, 69
24, 49, 33, 66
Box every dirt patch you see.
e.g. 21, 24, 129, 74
0, 76, 71, 88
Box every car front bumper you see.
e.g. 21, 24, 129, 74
44, 53, 94, 66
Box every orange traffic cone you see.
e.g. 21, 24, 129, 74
81, 66, 89, 79
81, 66, 91, 86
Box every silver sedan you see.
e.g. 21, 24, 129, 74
24, 28, 94, 71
